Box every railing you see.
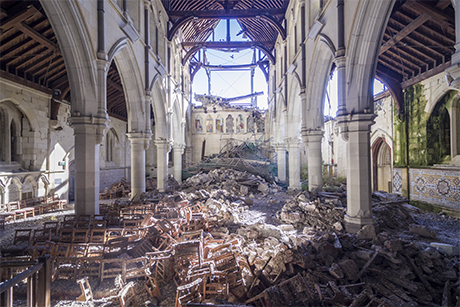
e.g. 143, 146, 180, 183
0, 255, 51, 307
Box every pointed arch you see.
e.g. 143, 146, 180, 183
149, 74, 168, 139
346, 0, 395, 113
40, 0, 98, 110
113, 42, 146, 132
303, 38, 335, 131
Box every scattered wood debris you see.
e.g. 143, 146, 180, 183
1, 169, 459, 307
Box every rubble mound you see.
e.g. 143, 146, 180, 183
181, 168, 281, 196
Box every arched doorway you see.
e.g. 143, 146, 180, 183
372, 138, 392, 192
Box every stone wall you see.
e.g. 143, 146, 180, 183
190, 105, 267, 163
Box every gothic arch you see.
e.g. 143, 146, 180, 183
113, 43, 147, 133
40, 0, 98, 111
149, 74, 168, 140
372, 137, 392, 192
0, 98, 38, 133
346, 0, 395, 113
286, 73, 302, 139
303, 38, 335, 131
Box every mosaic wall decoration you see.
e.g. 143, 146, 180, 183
393, 168, 403, 195
410, 168, 460, 208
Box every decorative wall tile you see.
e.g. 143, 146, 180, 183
393, 168, 403, 195
410, 168, 460, 208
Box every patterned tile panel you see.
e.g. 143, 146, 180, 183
410, 168, 460, 208
393, 168, 403, 195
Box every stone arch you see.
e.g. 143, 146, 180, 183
303, 37, 335, 131
273, 94, 286, 144
113, 43, 146, 133
172, 99, 184, 144
0, 101, 34, 163
105, 127, 120, 165
40, 0, 98, 111
0, 98, 38, 133
372, 137, 392, 192
286, 73, 302, 139
427, 92, 452, 165
346, 0, 395, 113
149, 74, 168, 139
7, 176, 22, 202
22, 175, 37, 199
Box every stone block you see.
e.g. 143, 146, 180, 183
430, 242, 460, 256
356, 225, 376, 240
409, 224, 436, 238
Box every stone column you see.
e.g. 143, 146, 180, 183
337, 113, 375, 232
286, 138, 301, 190
273, 143, 287, 182
68, 116, 107, 215
301, 129, 324, 191
445, 2, 460, 87
155, 139, 171, 192
127, 132, 151, 200
173, 144, 184, 183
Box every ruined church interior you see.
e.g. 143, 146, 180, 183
0, 0, 459, 306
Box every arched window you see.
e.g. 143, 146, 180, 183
216, 116, 223, 133
10, 120, 18, 162
106, 128, 118, 163
226, 115, 234, 133
236, 114, 244, 133
195, 115, 203, 133
206, 115, 213, 133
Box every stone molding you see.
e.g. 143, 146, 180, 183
336, 113, 375, 142
68, 115, 109, 144
127, 132, 152, 150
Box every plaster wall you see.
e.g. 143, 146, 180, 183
191, 106, 266, 163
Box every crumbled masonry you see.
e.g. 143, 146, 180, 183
1, 169, 459, 307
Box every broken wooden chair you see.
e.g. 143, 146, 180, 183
175, 277, 203, 307
115, 274, 138, 307
76, 276, 93, 301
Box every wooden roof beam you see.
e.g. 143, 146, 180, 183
181, 41, 275, 65
168, 9, 286, 40
167, 8, 285, 19
14, 22, 60, 54
404, 1, 454, 29
0, 5, 38, 32
380, 14, 430, 55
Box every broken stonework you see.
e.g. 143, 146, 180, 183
356, 225, 376, 240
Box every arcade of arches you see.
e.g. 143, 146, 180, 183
1, 0, 459, 233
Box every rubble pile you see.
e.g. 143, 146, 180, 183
181, 168, 281, 197
277, 193, 346, 232
2, 170, 459, 307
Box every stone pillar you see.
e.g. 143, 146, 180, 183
127, 133, 151, 200
286, 138, 301, 190
301, 129, 324, 191
452, 1, 460, 65
155, 139, 171, 192
173, 144, 184, 183
337, 114, 375, 232
335, 56, 347, 117
445, 2, 460, 87
273, 143, 287, 181
68, 117, 107, 215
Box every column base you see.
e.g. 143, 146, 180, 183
344, 214, 374, 233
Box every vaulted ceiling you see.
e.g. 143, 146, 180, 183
0, 0, 456, 120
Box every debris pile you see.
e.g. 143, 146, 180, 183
183, 137, 276, 182
1, 171, 459, 307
